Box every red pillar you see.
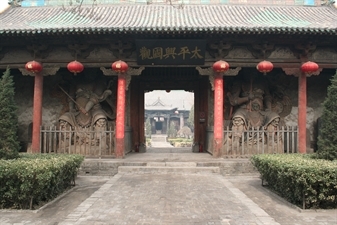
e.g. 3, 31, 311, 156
31, 73, 43, 153
115, 74, 126, 158
213, 73, 224, 157
298, 72, 307, 153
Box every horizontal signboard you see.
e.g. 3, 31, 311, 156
136, 40, 206, 65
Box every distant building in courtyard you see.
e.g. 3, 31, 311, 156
145, 91, 193, 134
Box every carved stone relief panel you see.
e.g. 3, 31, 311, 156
226, 47, 254, 59
45, 47, 73, 61
87, 46, 117, 61
1, 48, 32, 63
312, 48, 337, 61
269, 47, 297, 59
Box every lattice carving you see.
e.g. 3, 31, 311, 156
100, 66, 145, 76
109, 40, 134, 59
196, 66, 212, 76
127, 66, 145, 76
68, 43, 93, 59
196, 66, 241, 77
19, 67, 60, 76
100, 67, 118, 76
207, 40, 232, 59
26, 44, 50, 59
248, 42, 275, 59
224, 67, 242, 76
209, 75, 214, 90
292, 43, 316, 59
282, 67, 322, 77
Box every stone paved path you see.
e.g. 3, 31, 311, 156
60, 174, 279, 225
0, 174, 336, 225
1, 150, 337, 225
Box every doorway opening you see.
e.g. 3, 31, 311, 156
144, 90, 194, 152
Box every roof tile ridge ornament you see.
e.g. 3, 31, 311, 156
19, 67, 60, 76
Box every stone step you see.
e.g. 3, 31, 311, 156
118, 166, 220, 174
79, 159, 258, 176
147, 162, 197, 167
151, 136, 167, 142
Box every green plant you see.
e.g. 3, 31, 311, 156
0, 68, 20, 160
186, 105, 194, 132
167, 121, 177, 138
251, 154, 337, 209
317, 70, 337, 160
145, 117, 152, 137
0, 154, 84, 209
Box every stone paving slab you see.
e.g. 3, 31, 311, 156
59, 173, 280, 225
228, 176, 337, 225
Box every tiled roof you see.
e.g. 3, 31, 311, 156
0, 4, 336, 36
145, 91, 193, 111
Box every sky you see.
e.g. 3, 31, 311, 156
0, 1, 9, 13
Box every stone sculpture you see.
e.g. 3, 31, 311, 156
225, 72, 286, 154
58, 80, 116, 155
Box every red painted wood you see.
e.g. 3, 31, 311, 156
213, 74, 223, 157
115, 74, 126, 158
298, 72, 307, 153
31, 73, 43, 153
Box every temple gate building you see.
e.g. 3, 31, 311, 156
0, 0, 337, 157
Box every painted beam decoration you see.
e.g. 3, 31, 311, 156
136, 40, 206, 65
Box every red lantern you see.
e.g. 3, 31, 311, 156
25, 61, 42, 73
212, 60, 229, 73
111, 60, 128, 73
301, 61, 319, 74
256, 60, 273, 75
67, 60, 84, 75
